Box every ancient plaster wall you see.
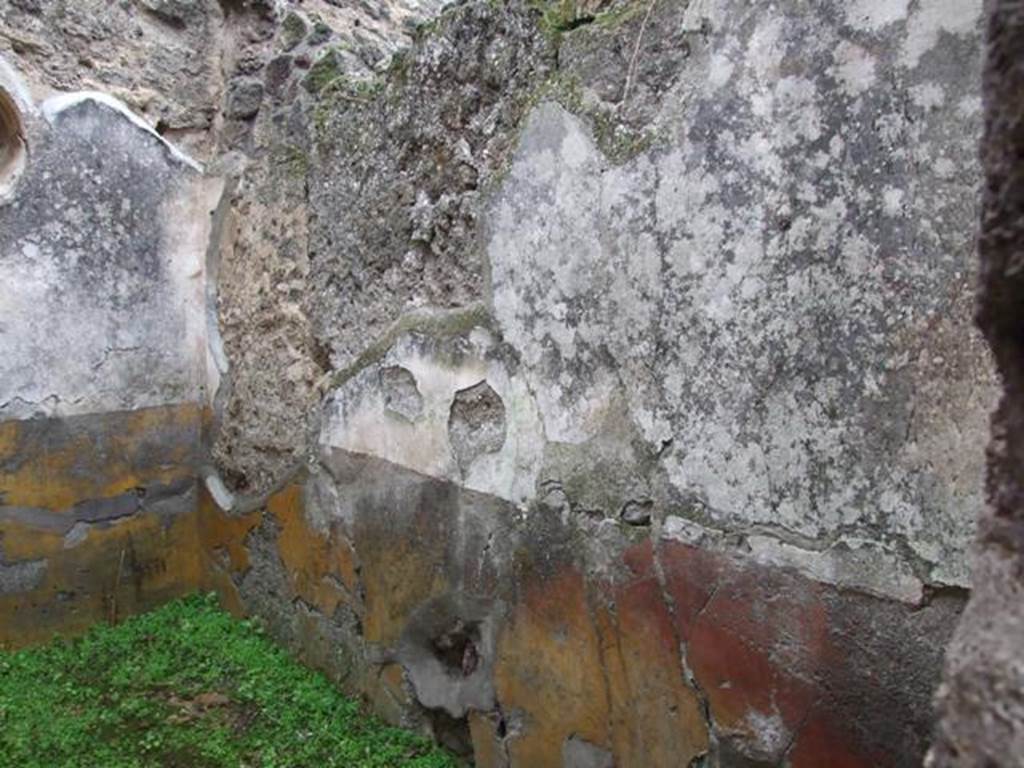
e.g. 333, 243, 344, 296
482, 0, 995, 595
201, 460, 965, 767
0, 55, 222, 643
0, 0, 1000, 765
214, 0, 996, 602
200, 1, 996, 766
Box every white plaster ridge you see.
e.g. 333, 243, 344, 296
660, 515, 925, 604
0, 54, 35, 117
204, 471, 237, 512
41, 91, 203, 172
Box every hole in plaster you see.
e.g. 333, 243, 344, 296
448, 380, 506, 474
0, 87, 26, 203
430, 618, 481, 678
380, 365, 423, 422
395, 593, 497, 719
620, 498, 653, 526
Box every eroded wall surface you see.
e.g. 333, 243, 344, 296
0, 0, 999, 764
930, 2, 1024, 765
202, 1, 996, 766
0, 0, 447, 159
0, 57, 221, 644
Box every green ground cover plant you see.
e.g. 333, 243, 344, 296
0, 594, 458, 768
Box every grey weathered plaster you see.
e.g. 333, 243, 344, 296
0, 558, 46, 594
0, 63, 222, 421
395, 593, 499, 718
482, 0, 995, 597
306, 0, 997, 604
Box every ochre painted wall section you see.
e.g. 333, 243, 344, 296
194, 456, 964, 768
0, 405, 205, 647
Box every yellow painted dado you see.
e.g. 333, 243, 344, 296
0, 507, 204, 647
0, 404, 207, 648
0, 403, 203, 512
195, 488, 261, 617
272, 484, 359, 618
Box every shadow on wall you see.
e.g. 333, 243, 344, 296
0, 87, 26, 203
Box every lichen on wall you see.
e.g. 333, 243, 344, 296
286, 0, 993, 608
485, 0, 995, 598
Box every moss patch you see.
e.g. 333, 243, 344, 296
280, 11, 307, 52
303, 49, 344, 95
0, 594, 457, 768
530, 0, 650, 41
326, 304, 494, 392
273, 144, 310, 179
529, 0, 594, 40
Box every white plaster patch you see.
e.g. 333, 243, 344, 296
162, 176, 226, 410
957, 95, 982, 118
744, 709, 791, 759
746, 16, 786, 82
0, 109, 221, 421
63, 522, 90, 550
319, 328, 545, 507
746, 535, 924, 604
561, 124, 591, 170
845, 0, 910, 31
831, 41, 877, 97
661, 515, 714, 546
934, 157, 956, 179
901, 0, 983, 69
658, 517, 926, 604
882, 186, 906, 216
911, 82, 946, 110
680, 0, 723, 32
708, 51, 736, 89
488, 103, 637, 445
204, 472, 236, 512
